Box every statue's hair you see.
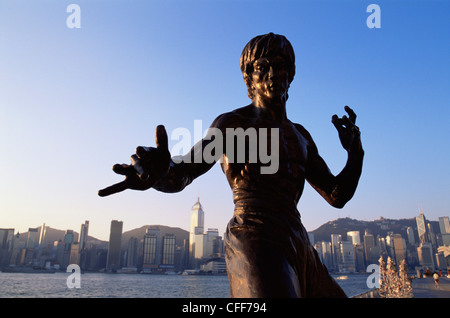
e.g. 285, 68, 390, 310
240, 33, 296, 100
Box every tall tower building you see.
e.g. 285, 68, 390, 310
38, 223, 47, 246
416, 212, 429, 244
0, 229, 15, 266
438, 217, 450, 234
106, 220, 123, 272
406, 227, 415, 245
162, 234, 176, 267
347, 231, 361, 245
78, 221, 89, 269
143, 228, 161, 271
331, 234, 342, 271
79, 221, 89, 251
189, 197, 205, 267
363, 233, 376, 266
392, 234, 406, 263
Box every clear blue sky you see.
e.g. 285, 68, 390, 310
1, 0, 449, 241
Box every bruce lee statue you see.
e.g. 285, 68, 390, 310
99, 33, 364, 298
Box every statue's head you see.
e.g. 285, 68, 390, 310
240, 33, 296, 101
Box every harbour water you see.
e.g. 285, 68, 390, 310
0, 272, 372, 298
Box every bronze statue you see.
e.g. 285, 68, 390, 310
99, 33, 364, 298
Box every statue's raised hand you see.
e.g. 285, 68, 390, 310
331, 106, 362, 153
98, 125, 171, 197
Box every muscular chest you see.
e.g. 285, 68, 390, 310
221, 119, 308, 180
277, 122, 308, 178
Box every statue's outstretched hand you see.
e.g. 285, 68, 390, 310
331, 106, 362, 153
98, 125, 171, 197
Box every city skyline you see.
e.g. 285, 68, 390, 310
1, 1, 449, 242
2, 204, 448, 275
3, 205, 448, 244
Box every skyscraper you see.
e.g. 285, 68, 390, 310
339, 241, 355, 273
363, 233, 376, 266
347, 231, 361, 245
189, 197, 205, 267
331, 234, 342, 271
162, 234, 176, 267
416, 212, 429, 244
143, 228, 161, 271
62, 230, 74, 269
106, 220, 123, 272
417, 242, 434, 270
78, 221, 89, 269
25, 228, 39, 265
406, 227, 415, 245
438, 216, 450, 234
79, 221, 89, 251
38, 223, 46, 246
392, 234, 406, 264
0, 229, 15, 266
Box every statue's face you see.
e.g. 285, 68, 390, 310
251, 55, 290, 102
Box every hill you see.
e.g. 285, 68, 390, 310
310, 217, 440, 243
18, 226, 105, 246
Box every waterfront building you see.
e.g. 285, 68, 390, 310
61, 230, 74, 269
63, 230, 74, 255
321, 241, 333, 270
204, 228, 220, 257
142, 228, 160, 271
126, 237, 139, 267
331, 234, 342, 271
201, 257, 227, 274
417, 242, 435, 271
106, 220, 123, 271
142, 228, 177, 272
353, 244, 365, 272
392, 234, 406, 264
162, 234, 176, 268
24, 228, 39, 265
363, 233, 378, 266
79, 221, 89, 251
69, 242, 80, 265
0, 228, 15, 266
339, 241, 355, 273
9, 232, 23, 266
78, 221, 90, 269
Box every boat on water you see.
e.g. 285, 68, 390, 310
1, 266, 57, 274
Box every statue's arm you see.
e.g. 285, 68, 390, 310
305, 142, 364, 208
295, 107, 364, 208
151, 140, 216, 193
98, 114, 227, 197
152, 114, 229, 193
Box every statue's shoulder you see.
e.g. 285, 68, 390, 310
211, 104, 254, 129
292, 122, 316, 149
